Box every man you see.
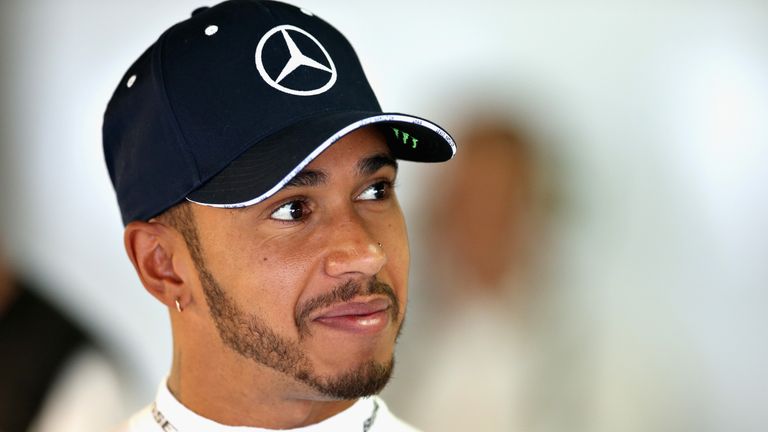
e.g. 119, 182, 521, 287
103, 1, 455, 430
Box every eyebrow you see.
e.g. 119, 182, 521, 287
283, 153, 398, 189
285, 170, 328, 188
358, 153, 398, 177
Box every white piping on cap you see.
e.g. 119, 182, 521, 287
186, 113, 456, 209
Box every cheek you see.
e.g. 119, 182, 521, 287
388, 222, 409, 273
202, 232, 315, 331
380, 212, 410, 299
247, 248, 314, 314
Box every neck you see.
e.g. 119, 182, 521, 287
167, 343, 356, 429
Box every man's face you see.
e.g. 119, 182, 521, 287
186, 126, 409, 399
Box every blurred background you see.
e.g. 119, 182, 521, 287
1, 0, 767, 431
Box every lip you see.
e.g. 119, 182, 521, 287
312, 298, 391, 334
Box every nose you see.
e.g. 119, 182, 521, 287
323, 214, 386, 278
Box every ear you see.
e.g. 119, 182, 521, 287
124, 221, 192, 311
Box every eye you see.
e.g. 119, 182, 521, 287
270, 200, 310, 221
356, 181, 391, 201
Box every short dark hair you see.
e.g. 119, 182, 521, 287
154, 202, 204, 266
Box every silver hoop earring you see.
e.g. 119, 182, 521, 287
175, 299, 183, 313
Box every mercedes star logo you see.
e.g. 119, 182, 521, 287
255, 25, 337, 96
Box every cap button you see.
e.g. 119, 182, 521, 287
191, 6, 210, 17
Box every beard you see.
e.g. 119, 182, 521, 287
191, 254, 401, 399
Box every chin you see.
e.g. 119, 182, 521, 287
308, 356, 395, 399
311, 330, 397, 371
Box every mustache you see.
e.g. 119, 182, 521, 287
294, 278, 400, 337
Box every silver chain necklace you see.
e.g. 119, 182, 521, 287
152, 399, 379, 432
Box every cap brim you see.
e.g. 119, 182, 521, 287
186, 110, 456, 207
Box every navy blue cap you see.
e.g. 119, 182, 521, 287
103, 0, 455, 224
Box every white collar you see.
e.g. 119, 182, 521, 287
152, 380, 381, 431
